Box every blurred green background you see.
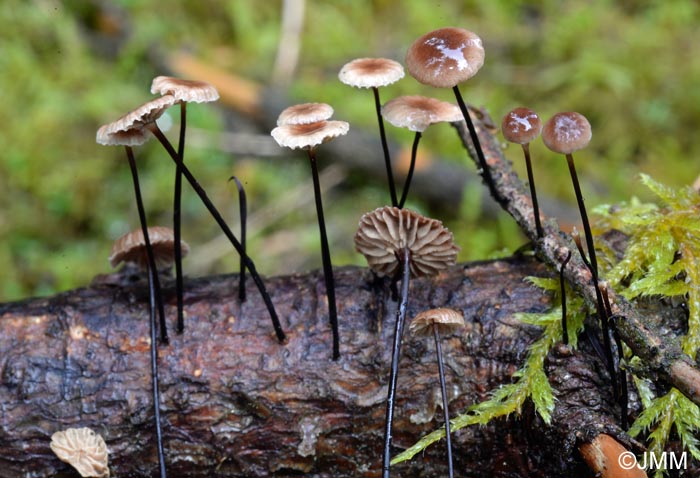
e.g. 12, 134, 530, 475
1, 0, 698, 302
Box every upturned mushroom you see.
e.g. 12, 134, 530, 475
354, 206, 460, 478
405, 27, 496, 192
50, 427, 110, 478
339, 57, 405, 206
150, 76, 219, 334
501, 107, 544, 237
408, 308, 465, 478
271, 118, 349, 360
381, 95, 462, 208
99, 95, 286, 344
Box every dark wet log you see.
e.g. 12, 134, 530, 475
0, 259, 694, 478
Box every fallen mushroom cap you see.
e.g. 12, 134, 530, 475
542, 111, 592, 155
409, 308, 465, 337
406, 27, 485, 88
50, 427, 109, 478
382, 95, 462, 132
338, 57, 405, 88
354, 206, 460, 278
98, 95, 176, 138
150, 76, 220, 103
271, 120, 349, 150
276, 103, 335, 126
501, 107, 542, 145
109, 226, 190, 269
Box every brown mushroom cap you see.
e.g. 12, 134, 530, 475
109, 226, 189, 269
96, 126, 151, 146
406, 27, 484, 88
97, 95, 176, 140
338, 57, 405, 88
409, 308, 465, 337
542, 112, 592, 154
276, 103, 334, 126
150, 76, 220, 103
354, 206, 460, 278
271, 120, 349, 150
50, 427, 110, 478
382, 95, 462, 132
578, 434, 647, 478
501, 107, 542, 145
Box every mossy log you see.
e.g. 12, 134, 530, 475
0, 258, 694, 477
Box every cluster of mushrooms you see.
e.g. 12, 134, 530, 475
52, 26, 622, 478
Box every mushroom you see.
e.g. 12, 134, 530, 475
381, 95, 462, 208
150, 76, 219, 334
99, 96, 286, 343
354, 206, 460, 477
50, 427, 110, 478
501, 107, 544, 237
276, 102, 334, 126
339, 57, 405, 206
405, 27, 496, 191
578, 434, 647, 478
408, 308, 465, 478
271, 118, 350, 360
229, 176, 247, 302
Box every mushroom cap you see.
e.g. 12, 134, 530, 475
97, 95, 176, 141
382, 95, 462, 132
354, 206, 460, 278
271, 120, 349, 150
96, 126, 151, 146
409, 308, 465, 337
501, 107, 542, 145
109, 226, 189, 269
276, 103, 335, 126
406, 27, 484, 88
578, 434, 647, 478
150, 76, 220, 103
542, 112, 592, 154
50, 427, 109, 478
338, 57, 405, 88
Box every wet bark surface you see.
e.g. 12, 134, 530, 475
0, 258, 695, 477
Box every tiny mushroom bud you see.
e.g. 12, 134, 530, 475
355, 206, 459, 478
501, 107, 544, 237
382, 95, 462, 208
50, 427, 109, 478
339, 57, 405, 206
409, 307, 465, 478
271, 115, 350, 360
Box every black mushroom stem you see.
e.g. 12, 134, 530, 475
431, 321, 455, 478
173, 102, 187, 333
382, 246, 411, 478
372, 87, 399, 207
306, 148, 340, 361
144, 123, 286, 343
398, 131, 421, 209
560, 250, 572, 345
229, 176, 248, 303
124, 146, 168, 345
522, 142, 543, 238
124, 145, 168, 478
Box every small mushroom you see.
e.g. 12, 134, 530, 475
271, 118, 350, 360
50, 427, 109, 478
276, 102, 335, 126
339, 58, 405, 206
150, 76, 219, 334
381, 95, 462, 208
578, 434, 647, 478
501, 107, 544, 237
409, 308, 465, 478
354, 206, 459, 478
405, 27, 496, 192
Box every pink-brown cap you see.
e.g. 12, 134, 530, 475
409, 308, 465, 337
109, 226, 189, 269
338, 57, 405, 88
271, 120, 349, 150
96, 126, 151, 147
276, 103, 334, 126
406, 27, 484, 88
97, 95, 176, 141
354, 206, 460, 278
542, 112, 592, 154
501, 107, 542, 145
150, 76, 220, 103
382, 95, 462, 132
50, 427, 109, 478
